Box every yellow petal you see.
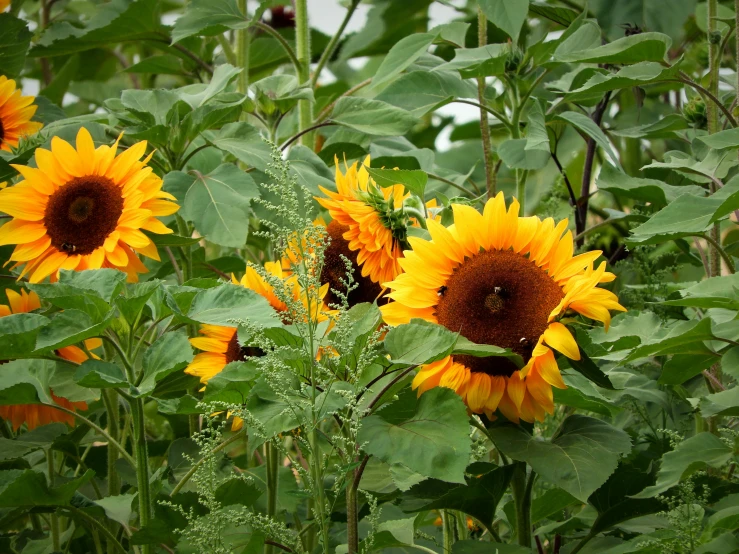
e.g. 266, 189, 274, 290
542, 322, 580, 360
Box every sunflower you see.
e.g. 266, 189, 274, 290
316, 156, 408, 286
0, 127, 179, 283
380, 193, 625, 423
0, 288, 91, 430
0, 76, 43, 152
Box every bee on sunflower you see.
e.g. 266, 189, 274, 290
316, 156, 410, 303
0, 127, 179, 283
0, 288, 93, 430
0, 75, 43, 152
380, 193, 625, 423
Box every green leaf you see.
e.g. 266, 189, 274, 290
611, 114, 689, 139
531, 487, 580, 523
251, 75, 314, 112
171, 0, 248, 43
371, 33, 437, 90
430, 21, 470, 47
529, 2, 579, 26
453, 541, 530, 554
202, 361, 260, 405
178, 64, 242, 108
489, 415, 632, 502
0, 423, 68, 461
623, 317, 715, 361
554, 32, 672, 64
659, 354, 716, 385
642, 149, 735, 184
331, 97, 419, 136
187, 282, 281, 328
0, 313, 49, 360
452, 336, 523, 367
376, 70, 477, 116
120, 88, 180, 125
116, 281, 161, 325
358, 387, 472, 483
366, 167, 428, 198
57, 269, 128, 303
562, 62, 680, 102
633, 433, 733, 498
31, 0, 165, 58
181, 164, 260, 247
35, 309, 114, 352
383, 320, 457, 365
136, 332, 193, 397
697, 128, 739, 150
435, 45, 509, 78
0, 14, 33, 78
400, 463, 515, 530
205, 122, 272, 171
126, 55, 184, 75
74, 360, 128, 388
662, 273, 739, 310
94, 494, 136, 526
567, 346, 615, 390
479, 0, 529, 41
596, 163, 705, 206
498, 138, 551, 170
556, 111, 622, 169
215, 477, 263, 507
0, 469, 93, 507
0, 359, 54, 406
700, 386, 739, 418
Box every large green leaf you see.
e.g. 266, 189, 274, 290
633, 433, 733, 498
479, 0, 529, 41
400, 463, 515, 530
0, 469, 93, 507
180, 164, 260, 247
187, 283, 281, 328
0, 423, 68, 461
562, 62, 680, 102
136, 332, 193, 397
358, 387, 472, 484
596, 163, 705, 206
699, 386, 739, 418
591, 0, 697, 41
366, 167, 428, 198
0, 14, 33, 78
498, 139, 550, 170
383, 320, 457, 365
554, 32, 672, 64
31, 0, 165, 58
205, 122, 273, 171
35, 309, 115, 352
556, 111, 621, 169
662, 273, 739, 310
331, 97, 418, 136
0, 313, 49, 360
435, 45, 509, 78
171, 0, 249, 43
488, 415, 632, 502
371, 33, 437, 90
0, 359, 54, 406
377, 70, 477, 116
74, 360, 128, 388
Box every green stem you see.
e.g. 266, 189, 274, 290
516, 170, 529, 215
707, 0, 723, 280
47, 450, 60, 551
310, 426, 330, 554
102, 390, 120, 554
511, 463, 532, 547
476, 7, 495, 199
311, 0, 360, 87
700, 233, 736, 274
132, 398, 152, 554
61, 506, 129, 554
294, 0, 314, 147
346, 475, 359, 554
442, 510, 455, 553
265, 442, 279, 554
569, 531, 595, 554
236, 0, 250, 94
42, 404, 136, 467
216, 34, 237, 66
251, 21, 302, 75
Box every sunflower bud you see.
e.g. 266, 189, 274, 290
709, 30, 722, 45
683, 96, 707, 128
505, 43, 525, 73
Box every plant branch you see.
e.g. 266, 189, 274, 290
170, 431, 245, 496
311, 0, 360, 87
315, 78, 372, 123
61, 506, 129, 554
476, 7, 495, 198
280, 122, 336, 150
671, 75, 738, 128
366, 366, 417, 413
164, 247, 184, 284
251, 21, 302, 75
41, 404, 135, 467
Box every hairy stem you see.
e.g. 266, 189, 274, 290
511, 463, 532, 547
237, 0, 250, 94
132, 398, 152, 554
47, 450, 60, 551
294, 0, 314, 147
265, 442, 279, 554
103, 390, 120, 554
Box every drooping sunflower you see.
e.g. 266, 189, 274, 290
0, 76, 43, 152
380, 193, 625, 423
185, 261, 331, 384
0, 127, 179, 283
316, 156, 408, 286
0, 288, 91, 430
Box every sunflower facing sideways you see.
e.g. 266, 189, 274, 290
0, 127, 179, 283
0, 75, 43, 152
0, 288, 91, 430
380, 193, 625, 423
316, 156, 408, 288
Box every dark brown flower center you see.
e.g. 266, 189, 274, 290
320, 220, 385, 307
225, 333, 262, 363
0, 117, 5, 145
436, 249, 564, 377
44, 176, 124, 256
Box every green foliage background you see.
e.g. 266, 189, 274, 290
0, 0, 738, 553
